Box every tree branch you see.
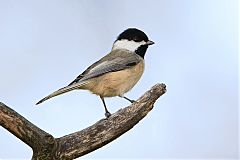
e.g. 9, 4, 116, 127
0, 83, 166, 159
0, 102, 55, 151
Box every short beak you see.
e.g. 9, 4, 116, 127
146, 40, 155, 45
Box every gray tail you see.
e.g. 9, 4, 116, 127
36, 81, 89, 105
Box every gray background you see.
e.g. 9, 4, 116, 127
0, 0, 238, 159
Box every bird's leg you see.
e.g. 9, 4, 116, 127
119, 95, 136, 103
100, 96, 111, 118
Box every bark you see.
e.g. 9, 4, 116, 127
0, 83, 166, 160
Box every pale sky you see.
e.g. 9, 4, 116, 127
0, 0, 238, 159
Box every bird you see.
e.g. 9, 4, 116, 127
36, 28, 154, 118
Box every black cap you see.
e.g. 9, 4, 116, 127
117, 28, 149, 42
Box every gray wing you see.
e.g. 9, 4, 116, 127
69, 50, 141, 85
36, 50, 141, 105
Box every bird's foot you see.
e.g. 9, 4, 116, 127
105, 111, 111, 118
122, 96, 135, 103
129, 99, 136, 103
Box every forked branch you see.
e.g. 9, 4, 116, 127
0, 83, 166, 160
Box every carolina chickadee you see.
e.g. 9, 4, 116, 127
36, 28, 154, 118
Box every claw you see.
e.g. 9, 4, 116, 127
105, 111, 111, 118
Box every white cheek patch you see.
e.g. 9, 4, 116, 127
112, 40, 146, 52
